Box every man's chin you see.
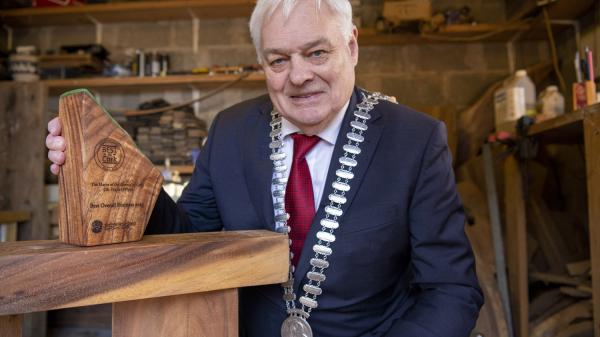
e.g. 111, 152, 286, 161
281, 107, 326, 121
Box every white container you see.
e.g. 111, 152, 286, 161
537, 85, 565, 121
494, 86, 525, 127
512, 69, 536, 117
494, 69, 537, 131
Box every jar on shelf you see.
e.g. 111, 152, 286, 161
9, 45, 39, 82
537, 85, 565, 122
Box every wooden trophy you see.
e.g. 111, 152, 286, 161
58, 89, 163, 246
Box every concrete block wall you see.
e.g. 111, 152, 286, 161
356, 43, 511, 111
8, 1, 551, 127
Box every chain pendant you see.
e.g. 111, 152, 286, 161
281, 315, 312, 337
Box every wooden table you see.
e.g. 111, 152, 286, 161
0, 230, 289, 337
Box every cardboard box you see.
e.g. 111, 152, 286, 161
383, 0, 432, 23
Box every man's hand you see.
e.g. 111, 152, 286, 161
46, 117, 66, 175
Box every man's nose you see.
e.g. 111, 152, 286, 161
288, 56, 314, 86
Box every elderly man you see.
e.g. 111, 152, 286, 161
47, 0, 483, 336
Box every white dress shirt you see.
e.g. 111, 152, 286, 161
271, 100, 350, 215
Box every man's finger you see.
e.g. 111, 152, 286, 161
48, 150, 65, 165
46, 134, 66, 151
47, 117, 62, 136
50, 163, 60, 176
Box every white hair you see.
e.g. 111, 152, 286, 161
249, 0, 354, 63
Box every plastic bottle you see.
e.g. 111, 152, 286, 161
537, 85, 565, 121
512, 69, 536, 117
494, 69, 537, 131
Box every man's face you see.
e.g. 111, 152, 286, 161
260, 1, 358, 135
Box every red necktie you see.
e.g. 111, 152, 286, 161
286, 133, 320, 266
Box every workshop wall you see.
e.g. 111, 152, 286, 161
7, 1, 550, 127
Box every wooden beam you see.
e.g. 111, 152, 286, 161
530, 300, 592, 337
566, 260, 591, 277
530, 289, 565, 323
555, 320, 594, 337
0, 315, 22, 337
0, 231, 289, 315
560, 286, 592, 299
529, 272, 591, 288
504, 155, 529, 337
0, 82, 48, 241
0, 81, 49, 337
113, 289, 238, 337
583, 107, 600, 337
458, 181, 510, 337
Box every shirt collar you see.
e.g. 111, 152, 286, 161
280, 99, 350, 145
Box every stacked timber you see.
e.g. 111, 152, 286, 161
456, 143, 594, 337
524, 156, 593, 337
134, 109, 207, 165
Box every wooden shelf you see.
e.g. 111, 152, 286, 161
0, 211, 30, 224
0, 0, 256, 27
38, 72, 265, 92
359, 23, 531, 46
508, 100, 600, 337
527, 103, 600, 144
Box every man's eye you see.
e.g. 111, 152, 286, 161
270, 58, 285, 66
310, 50, 326, 57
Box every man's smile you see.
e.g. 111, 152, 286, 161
289, 92, 324, 103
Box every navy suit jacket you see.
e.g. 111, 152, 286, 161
147, 87, 483, 337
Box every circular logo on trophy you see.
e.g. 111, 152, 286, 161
94, 138, 125, 171
91, 220, 103, 233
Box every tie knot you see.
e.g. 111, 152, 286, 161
291, 133, 320, 160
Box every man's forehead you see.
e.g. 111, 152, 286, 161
263, 37, 332, 55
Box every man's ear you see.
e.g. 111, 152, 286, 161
349, 26, 359, 66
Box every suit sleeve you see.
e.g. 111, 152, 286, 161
145, 112, 224, 234
383, 122, 483, 337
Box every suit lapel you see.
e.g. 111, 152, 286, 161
242, 99, 276, 231
293, 88, 386, 292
